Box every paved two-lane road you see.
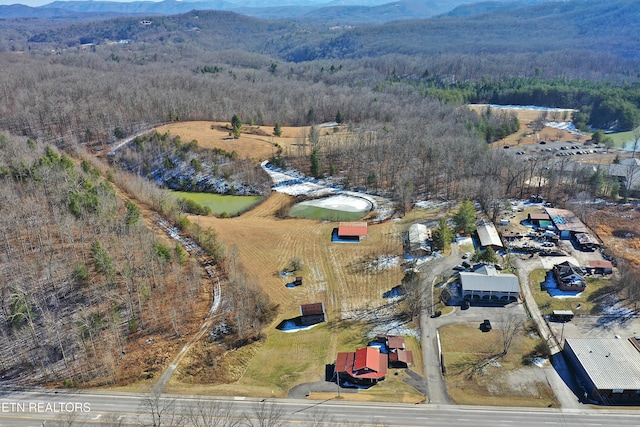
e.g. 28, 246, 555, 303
0, 389, 638, 427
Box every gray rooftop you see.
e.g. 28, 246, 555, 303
476, 222, 503, 248
459, 270, 520, 293
565, 338, 640, 390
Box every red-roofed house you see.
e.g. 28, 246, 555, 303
337, 222, 368, 241
375, 334, 414, 368
335, 347, 388, 386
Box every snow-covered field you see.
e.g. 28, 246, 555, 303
296, 194, 371, 212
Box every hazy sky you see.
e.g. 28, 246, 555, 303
0, 0, 363, 8
0, 0, 161, 6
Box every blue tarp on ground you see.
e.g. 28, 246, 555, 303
331, 228, 361, 243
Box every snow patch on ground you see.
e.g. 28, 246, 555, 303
470, 104, 577, 112
261, 161, 395, 222
414, 200, 451, 210
297, 194, 371, 212
367, 255, 400, 271
544, 121, 577, 132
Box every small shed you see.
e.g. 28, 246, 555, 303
575, 233, 600, 251
299, 302, 325, 326
587, 260, 613, 275
337, 222, 368, 241
407, 223, 432, 257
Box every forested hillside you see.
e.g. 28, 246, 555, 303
0, 134, 210, 385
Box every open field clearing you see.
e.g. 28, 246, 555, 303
440, 322, 558, 407
164, 192, 439, 399
156, 121, 346, 161
467, 105, 583, 148
171, 191, 262, 216
147, 120, 439, 399
590, 206, 640, 268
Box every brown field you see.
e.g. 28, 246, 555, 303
165, 192, 438, 399
591, 205, 640, 268
467, 105, 582, 148
440, 322, 558, 407
156, 121, 346, 161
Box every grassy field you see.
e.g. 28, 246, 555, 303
163, 191, 442, 399
440, 322, 558, 407
529, 269, 615, 316
608, 129, 637, 148
171, 191, 262, 216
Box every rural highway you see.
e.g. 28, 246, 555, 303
0, 389, 638, 427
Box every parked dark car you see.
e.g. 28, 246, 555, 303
483, 319, 492, 331
453, 265, 466, 271
461, 300, 470, 310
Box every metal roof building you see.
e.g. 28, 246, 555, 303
408, 223, 432, 256
336, 347, 388, 386
337, 222, 368, 240
564, 338, 640, 404
476, 222, 503, 249
459, 265, 520, 303
544, 207, 590, 234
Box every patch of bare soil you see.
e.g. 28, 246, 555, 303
591, 205, 640, 267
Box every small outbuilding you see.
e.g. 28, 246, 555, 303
551, 310, 574, 322
587, 260, 614, 275
375, 334, 414, 368
299, 302, 325, 326
476, 222, 504, 250
407, 223, 432, 257
337, 222, 368, 241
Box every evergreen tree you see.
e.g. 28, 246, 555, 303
231, 114, 242, 138
453, 200, 477, 235
273, 122, 282, 137
335, 110, 344, 124
310, 148, 322, 179
432, 217, 453, 251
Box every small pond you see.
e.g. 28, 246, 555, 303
288, 195, 372, 221
171, 191, 262, 216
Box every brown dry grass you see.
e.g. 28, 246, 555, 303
156, 121, 349, 161
188, 192, 406, 324
590, 205, 640, 268
440, 322, 558, 407
467, 105, 582, 149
